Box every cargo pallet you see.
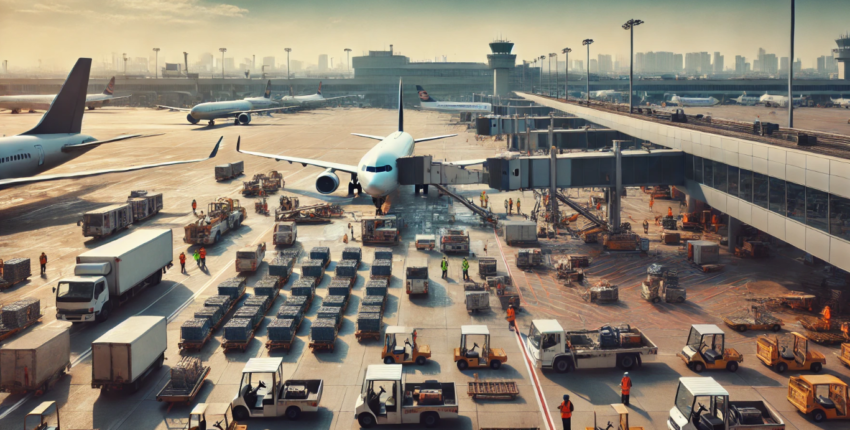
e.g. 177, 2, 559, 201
309, 340, 336, 352
355, 330, 381, 341
179, 292, 245, 351
803, 330, 846, 345
221, 316, 264, 352
370, 274, 391, 282
265, 319, 301, 352
337, 276, 356, 288
155, 366, 210, 404
468, 375, 519, 400
0, 314, 41, 343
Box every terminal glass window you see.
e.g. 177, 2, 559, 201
786, 183, 806, 223
685, 154, 694, 181
752, 172, 769, 208
728, 166, 739, 197
806, 187, 828, 232
829, 194, 850, 241
694, 156, 703, 184
714, 161, 727, 193
769, 177, 786, 215
738, 169, 753, 203
704, 159, 714, 188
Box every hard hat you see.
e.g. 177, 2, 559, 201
624, 372, 629, 375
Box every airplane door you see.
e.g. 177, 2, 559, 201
35, 145, 45, 165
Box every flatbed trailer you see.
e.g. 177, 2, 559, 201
156, 366, 210, 404
723, 306, 783, 332
222, 316, 264, 352
309, 340, 335, 352
803, 330, 846, 345
355, 330, 381, 341
468, 375, 519, 400
265, 319, 302, 352
0, 258, 31, 290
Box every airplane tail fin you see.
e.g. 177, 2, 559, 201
289, 85, 294, 97
317, 81, 322, 95
398, 79, 403, 132
23, 57, 90, 135
742, 91, 747, 97
416, 85, 436, 102
103, 76, 116, 96
263, 80, 272, 99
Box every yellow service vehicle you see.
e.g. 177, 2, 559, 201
677, 324, 743, 373
756, 332, 825, 373
454, 325, 507, 370
787, 375, 850, 422
381, 326, 430, 365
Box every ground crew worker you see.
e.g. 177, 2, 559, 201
483, 243, 488, 255
668, 207, 673, 217
192, 199, 197, 214
506, 304, 516, 331
199, 247, 207, 270
441, 257, 448, 279
343, 233, 349, 244
620, 372, 632, 406
39, 252, 47, 275
558, 394, 574, 430
462, 257, 470, 280
649, 197, 654, 211
516, 198, 521, 214
823, 305, 833, 329
193, 249, 201, 267
480, 191, 485, 206
179, 252, 187, 273
711, 214, 720, 232
596, 202, 602, 212
484, 194, 489, 209
509, 198, 513, 214
504, 199, 509, 213
643, 219, 649, 234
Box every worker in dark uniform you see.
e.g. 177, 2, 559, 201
643, 219, 649, 234
441, 257, 448, 279
558, 394, 574, 430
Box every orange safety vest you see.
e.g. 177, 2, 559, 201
668, 208, 673, 217
712, 215, 719, 225
179, 254, 186, 263
506, 307, 516, 322
39, 255, 47, 265
558, 401, 572, 418
199, 248, 206, 258
824, 306, 832, 320
621, 376, 632, 395
192, 201, 197, 209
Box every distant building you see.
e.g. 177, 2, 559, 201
263, 56, 275, 68
673, 54, 683, 73
763, 53, 778, 74
781, 57, 789, 73
224, 58, 235, 71
571, 59, 583, 72
589, 59, 598, 74
713, 52, 724, 73
758, 47, 766, 72
318, 54, 328, 71
735, 55, 746, 74
290, 60, 303, 72
597, 54, 613, 74
685, 52, 710, 74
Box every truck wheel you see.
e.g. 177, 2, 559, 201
693, 362, 705, 373
490, 360, 502, 370
358, 413, 376, 428
776, 362, 788, 373
285, 406, 301, 420
811, 362, 823, 373
651, 297, 661, 303
736, 325, 747, 332
812, 410, 826, 422
215, 232, 221, 243
96, 305, 110, 322
771, 324, 781, 332
676, 297, 685, 303
726, 361, 739, 372
618, 355, 636, 370
233, 406, 249, 421
421, 412, 440, 428
457, 360, 469, 370
416, 356, 427, 365
156, 354, 165, 369
384, 357, 395, 364
554, 358, 571, 373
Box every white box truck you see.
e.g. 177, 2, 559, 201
91, 316, 167, 392
503, 221, 538, 246
0, 327, 70, 395
55, 229, 173, 323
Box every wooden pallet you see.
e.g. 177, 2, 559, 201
355, 330, 380, 341
309, 340, 335, 352
178, 332, 212, 352
265, 339, 294, 351
803, 330, 847, 345
468, 374, 519, 400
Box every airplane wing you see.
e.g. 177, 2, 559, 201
322, 95, 359, 102
62, 133, 164, 151
351, 133, 385, 141
156, 105, 191, 111
0, 137, 221, 187
414, 134, 457, 143
235, 106, 299, 115
236, 136, 359, 174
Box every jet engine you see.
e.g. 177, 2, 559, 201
237, 113, 251, 124
316, 169, 340, 194
186, 114, 200, 124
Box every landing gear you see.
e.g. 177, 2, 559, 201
234, 118, 240, 125
415, 184, 429, 195
372, 196, 386, 215
348, 174, 362, 197
88, 106, 95, 110
207, 120, 215, 127
11, 109, 19, 114
28, 109, 36, 113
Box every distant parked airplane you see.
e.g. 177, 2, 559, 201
157, 80, 293, 126
415, 85, 491, 113
279, 81, 358, 106
729, 92, 760, 106
0, 76, 128, 113
759, 92, 804, 107
830, 96, 850, 108
670, 94, 720, 107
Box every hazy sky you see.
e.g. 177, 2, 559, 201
0, 0, 847, 71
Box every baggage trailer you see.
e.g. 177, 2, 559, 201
405, 259, 428, 295
236, 243, 266, 272
0, 298, 41, 343
723, 305, 784, 332
230, 358, 323, 420
184, 198, 247, 245
669, 377, 785, 430
126, 190, 163, 222
56, 229, 173, 323
525, 320, 658, 373
756, 333, 825, 373
362, 215, 401, 245
188, 403, 243, 430
354, 364, 458, 428
0, 257, 31, 290
80, 203, 133, 238
91, 316, 167, 392
468, 374, 519, 400
215, 161, 244, 181
787, 374, 850, 423
156, 358, 211, 404
440, 228, 470, 253
0, 327, 70, 395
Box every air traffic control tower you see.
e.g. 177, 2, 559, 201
835, 32, 850, 80
488, 40, 516, 97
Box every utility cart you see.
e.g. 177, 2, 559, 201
415, 234, 436, 251
454, 325, 507, 370
382, 326, 430, 365
231, 358, 323, 421
586, 404, 644, 430
723, 305, 784, 332
235, 243, 266, 273
156, 357, 211, 404
478, 257, 497, 279
354, 364, 458, 428
669, 377, 784, 430
756, 332, 825, 373
188, 403, 243, 430
787, 374, 850, 423
515, 249, 542, 269
405, 259, 429, 295
677, 324, 743, 373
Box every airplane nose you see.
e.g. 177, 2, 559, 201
189, 108, 199, 119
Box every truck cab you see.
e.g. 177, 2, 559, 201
527, 319, 572, 372
25, 401, 65, 430
54, 271, 109, 323
415, 234, 435, 251
678, 324, 743, 373
189, 403, 241, 430
236, 243, 266, 272
669, 377, 785, 430
231, 358, 322, 421
354, 364, 457, 428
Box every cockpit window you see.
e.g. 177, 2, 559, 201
366, 165, 393, 173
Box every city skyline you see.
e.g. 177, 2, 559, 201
0, 0, 847, 73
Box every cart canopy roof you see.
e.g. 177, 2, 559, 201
365, 364, 403, 382
691, 324, 724, 336
680, 377, 728, 396
27, 401, 56, 417
461, 325, 490, 336
243, 357, 283, 374
800, 375, 847, 386
190, 403, 208, 416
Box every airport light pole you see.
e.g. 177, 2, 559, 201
152, 48, 160, 79
548, 54, 553, 96
582, 39, 594, 103
344, 48, 352, 77
562, 47, 571, 101
122, 53, 127, 75
219, 48, 227, 78
788, 0, 795, 128
285, 48, 291, 80
623, 19, 644, 112
539, 55, 545, 94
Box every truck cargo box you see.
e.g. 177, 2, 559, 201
0, 327, 70, 393
76, 229, 172, 298
503, 221, 539, 246
91, 316, 166, 387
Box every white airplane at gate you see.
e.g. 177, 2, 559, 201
0, 76, 128, 113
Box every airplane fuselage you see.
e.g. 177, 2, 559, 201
419, 102, 491, 113
188, 99, 271, 121
355, 131, 415, 198
0, 94, 119, 112
0, 134, 96, 180
280, 94, 324, 105
671, 95, 720, 107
